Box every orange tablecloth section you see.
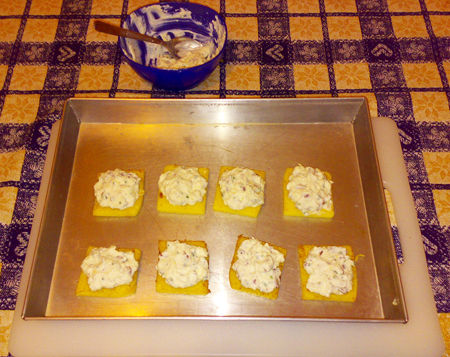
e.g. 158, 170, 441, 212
0, 0, 448, 355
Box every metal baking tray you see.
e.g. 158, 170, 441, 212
23, 98, 406, 322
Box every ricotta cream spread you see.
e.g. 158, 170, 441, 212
157, 40, 216, 69
287, 164, 333, 215
219, 167, 265, 210
304, 246, 354, 297
232, 238, 285, 293
94, 169, 140, 210
156, 241, 208, 288
158, 166, 207, 206
81, 246, 139, 291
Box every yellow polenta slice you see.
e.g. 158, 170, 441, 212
298, 245, 357, 302
93, 170, 145, 217
76, 246, 141, 298
213, 166, 265, 218
229, 235, 286, 300
156, 240, 210, 295
157, 165, 209, 215
283, 167, 334, 218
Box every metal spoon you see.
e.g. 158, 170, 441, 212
94, 20, 202, 59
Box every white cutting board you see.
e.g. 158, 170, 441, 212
9, 117, 444, 356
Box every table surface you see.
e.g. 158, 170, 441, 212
0, 0, 448, 355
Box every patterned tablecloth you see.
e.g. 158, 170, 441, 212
0, 0, 448, 355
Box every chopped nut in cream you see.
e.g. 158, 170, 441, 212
81, 246, 139, 291
232, 237, 285, 293
156, 241, 209, 288
219, 167, 265, 210
304, 246, 354, 297
158, 166, 207, 206
287, 164, 333, 215
94, 169, 140, 210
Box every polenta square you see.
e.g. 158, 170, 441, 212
213, 166, 265, 218
229, 235, 286, 300
298, 245, 357, 302
76, 246, 141, 298
157, 165, 209, 215
283, 166, 334, 218
93, 169, 145, 217
156, 240, 210, 295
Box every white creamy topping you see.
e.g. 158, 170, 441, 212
232, 238, 285, 293
154, 13, 225, 69
287, 164, 333, 215
81, 246, 139, 291
157, 241, 209, 288
157, 40, 216, 69
219, 167, 265, 210
158, 166, 207, 206
304, 246, 354, 297
94, 169, 140, 210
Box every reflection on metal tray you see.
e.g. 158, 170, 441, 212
23, 98, 406, 322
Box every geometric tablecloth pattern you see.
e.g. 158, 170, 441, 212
0, 0, 448, 355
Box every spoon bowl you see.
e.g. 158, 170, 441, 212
94, 20, 202, 59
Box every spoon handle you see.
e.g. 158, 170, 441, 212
94, 20, 164, 46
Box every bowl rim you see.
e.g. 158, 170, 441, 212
119, 1, 228, 72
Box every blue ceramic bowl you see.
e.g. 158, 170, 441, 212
119, 2, 227, 90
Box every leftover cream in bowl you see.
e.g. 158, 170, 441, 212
119, 2, 227, 90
